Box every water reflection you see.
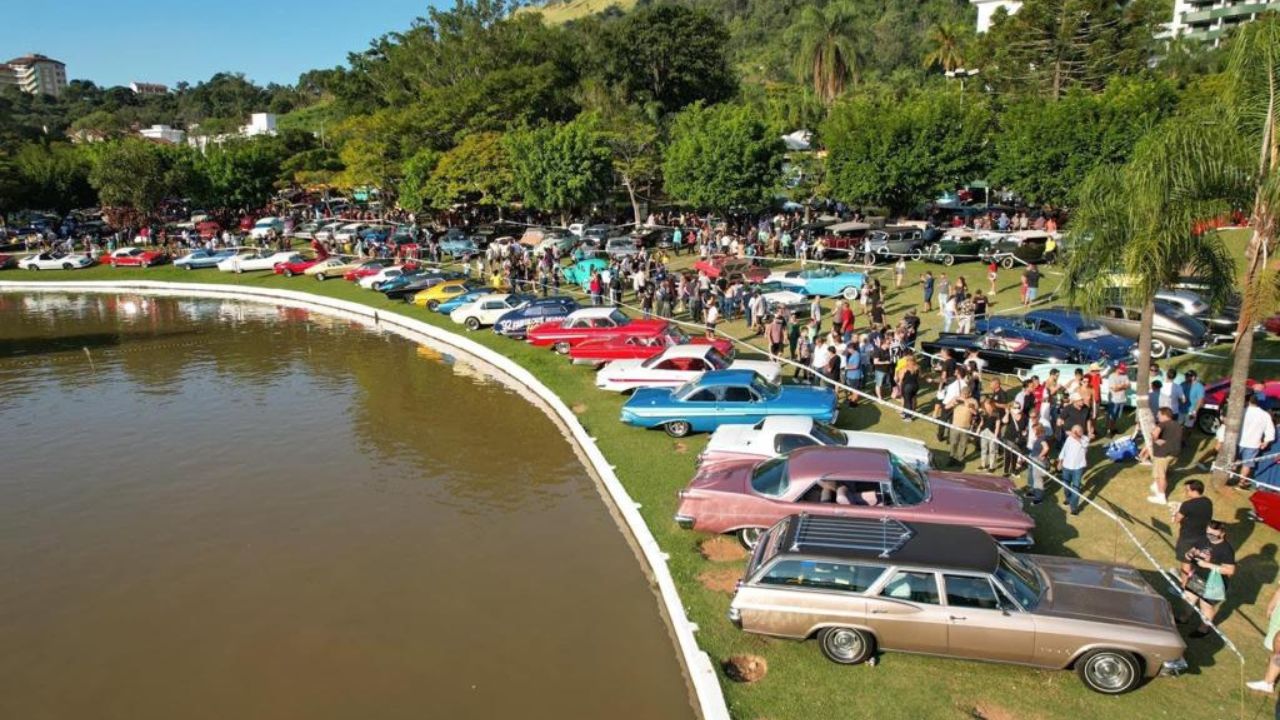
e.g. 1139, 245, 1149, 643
0, 292, 693, 720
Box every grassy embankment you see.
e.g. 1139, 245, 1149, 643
8, 228, 1279, 719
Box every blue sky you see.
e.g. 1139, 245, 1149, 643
1, 0, 439, 88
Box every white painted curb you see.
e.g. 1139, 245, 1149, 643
1, 280, 730, 720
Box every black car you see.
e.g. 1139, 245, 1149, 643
492, 297, 579, 339
381, 270, 468, 301
979, 231, 1055, 269
920, 332, 1083, 373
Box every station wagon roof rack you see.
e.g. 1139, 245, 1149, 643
790, 514, 913, 558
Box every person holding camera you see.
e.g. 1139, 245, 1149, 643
1178, 520, 1236, 639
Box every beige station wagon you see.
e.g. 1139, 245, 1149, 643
729, 514, 1187, 694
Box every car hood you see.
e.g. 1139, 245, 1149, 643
1032, 556, 1175, 630
923, 473, 1032, 532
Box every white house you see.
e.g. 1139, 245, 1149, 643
971, 0, 1022, 32
139, 124, 186, 145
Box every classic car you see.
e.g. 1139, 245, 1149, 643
104, 246, 167, 268
700, 416, 932, 470
620, 369, 838, 438
729, 514, 1187, 695
1199, 379, 1280, 434
535, 232, 579, 255
288, 220, 325, 240
979, 230, 1055, 268
920, 332, 1082, 373
381, 271, 465, 301
312, 222, 344, 243
816, 220, 870, 257
412, 280, 475, 309
567, 325, 734, 364
493, 297, 579, 338
248, 216, 284, 239
333, 223, 369, 243
17, 251, 94, 270
978, 308, 1136, 362
526, 307, 668, 353
359, 265, 417, 290
273, 255, 324, 277
694, 255, 771, 283
450, 293, 534, 330
1154, 289, 1240, 343
440, 235, 479, 259
435, 289, 491, 315
744, 280, 809, 315
858, 226, 926, 264
923, 229, 989, 265
217, 250, 300, 273
675, 447, 1032, 549
174, 248, 237, 270
342, 260, 393, 282
767, 265, 867, 298
1099, 303, 1210, 358
596, 345, 781, 393
304, 255, 360, 280
1267, 314, 1280, 337
560, 257, 609, 289
0, 254, 16, 270
604, 236, 643, 259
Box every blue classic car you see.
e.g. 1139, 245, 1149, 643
493, 297, 579, 338
620, 369, 839, 437
767, 266, 867, 298
436, 289, 491, 315
561, 258, 609, 289
174, 248, 237, 270
440, 236, 478, 258
977, 308, 1136, 362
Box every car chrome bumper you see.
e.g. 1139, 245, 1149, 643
674, 514, 695, 529
998, 533, 1034, 549
1160, 658, 1188, 677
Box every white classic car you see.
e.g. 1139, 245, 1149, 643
248, 216, 284, 239
698, 416, 933, 469
595, 345, 781, 393
450, 293, 528, 330
18, 251, 94, 270
217, 250, 300, 273
358, 265, 411, 290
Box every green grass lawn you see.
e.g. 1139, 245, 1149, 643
6, 231, 1278, 720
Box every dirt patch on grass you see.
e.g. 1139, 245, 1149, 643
699, 536, 748, 562
723, 654, 768, 683
672, 441, 688, 454
570, 403, 587, 414
969, 703, 1025, 720
698, 567, 741, 593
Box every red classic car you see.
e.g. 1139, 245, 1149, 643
1265, 314, 1280, 337
568, 325, 734, 365
1198, 378, 1280, 433
693, 255, 770, 283
273, 256, 321, 277
104, 246, 167, 267
525, 307, 669, 353
0, 254, 16, 270
196, 220, 221, 239
342, 260, 392, 282
674, 446, 1035, 549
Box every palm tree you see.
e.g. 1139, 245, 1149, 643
923, 22, 968, 73
1066, 118, 1240, 450
789, 2, 864, 105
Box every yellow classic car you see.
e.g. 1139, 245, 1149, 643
304, 255, 360, 281
412, 280, 475, 310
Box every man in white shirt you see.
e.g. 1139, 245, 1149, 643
1240, 393, 1277, 483
1058, 424, 1091, 516
809, 298, 822, 331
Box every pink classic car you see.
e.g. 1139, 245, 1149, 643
674, 446, 1035, 549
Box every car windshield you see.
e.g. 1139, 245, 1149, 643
994, 549, 1043, 610
672, 380, 700, 400
706, 348, 731, 370
607, 309, 629, 325
811, 421, 847, 445
888, 455, 928, 505
749, 456, 790, 497
750, 375, 780, 399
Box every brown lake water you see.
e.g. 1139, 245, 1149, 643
0, 292, 695, 720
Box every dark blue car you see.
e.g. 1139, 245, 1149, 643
977, 307, 1136, 362
493, 297, 579, 339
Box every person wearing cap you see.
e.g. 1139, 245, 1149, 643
1058, 392, 1093, 447
1001, 400, 1029, 477
1105, 362, 1131, 436
1182, 370, 1206, 434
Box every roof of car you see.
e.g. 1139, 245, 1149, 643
786, 446, 892, 480
775, 514, 1000, 572
657, 344, 715, 359
699, 369, 759, 385
758, 416, 817, 433
567, 307, 627, 319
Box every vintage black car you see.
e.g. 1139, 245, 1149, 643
860, 226, 926, 265
979, 231, 1056, 269
922, 230, 987, 266
920, 332, 1084, 373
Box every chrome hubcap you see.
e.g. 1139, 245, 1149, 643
1087, 655, 1131, 690
740, 528, 762, 548
827, 630, 861, 660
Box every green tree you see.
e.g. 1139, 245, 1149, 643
86, 139, 183, 220
424, 131, 514, 209
663, 103, 783, 211
604, 114, 662, 226
12, 142, 95, 213
506, 118, 613, 225
194, 138, 291, 210
922, 21, 969, 73
788, 2, 864, 105
602, 4, 736, 114
397, 148, 442, 214
1065, 118, 1238, 450
823, 89, 991, 215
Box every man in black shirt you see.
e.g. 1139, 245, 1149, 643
1023, 264, 1041, 306
1179, 520, 1235, 638
1058, 393, 1093, 444
1174, 480, 1213, 585
1150, 407, 1183, 504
